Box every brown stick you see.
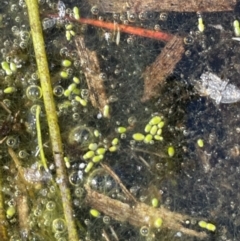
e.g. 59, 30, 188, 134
141, 35, 185, 102
88, 0, 236, 13
16, 191, 29, 237
7, 148, 30, 237
85, 185, 207, 239
100, 163, 137, 203
75, 36, 109, 115
0, 170, 9, 241
102, 229, 111, 241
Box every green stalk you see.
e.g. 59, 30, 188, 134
25, 1, 78, 240
36, 105, 48, 171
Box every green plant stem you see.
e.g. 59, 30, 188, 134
25, 1, 78, 240
36, 105, 48, 171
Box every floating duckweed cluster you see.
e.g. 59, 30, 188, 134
132, 115, 164, 144
198, 220, 216, 232
81, 129, 122, 172
1, 61, 17, 76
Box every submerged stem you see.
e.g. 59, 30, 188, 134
0, 170, 9, 241
25, 1, 78, 240
36, 105, 48, 171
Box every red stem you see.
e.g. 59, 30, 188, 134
47, 14, 173, 42
77, 17, 173, 42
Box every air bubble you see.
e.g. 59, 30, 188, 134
26, 85, 42, 100
185, 50, 191, 57
31, 72, 39, 80
140, 226, 149, 236
127, 36, 134, 44
108, 95, 118, 103
18, 150, 28, 159
49, 185, 56, 193
34, 208, 42, 217
127, 12, 137, 22
159, 12, 168, 21
68, 126, 94, 149
4, 40, 11, 48
128, 116, 137, 126
81, 89, 89, 100
184, 36, 194, 45
74, 187, 85, 198
103, 216, 111, 224
139, 11, 147, 20
88, 168, 116, 193
15, 16, 21, 23
42, 18, 57, 30
59, 47, 69, 57
20, 31, 30, 41
120, 14, 127, 22
84, 219, 91, 226
11, 4, 19, 12
46, 201, 56, 211
53, 85, 64, 97
72, 113, 80, 121
91, 5, 99, 15
30, 104, 40, 115
6, 136, 19, 148
52, 219, 67, 233
99, 73, 107, 81
19, 41, 28, 49
11, 26, 19, 35
69, 171, 83, 186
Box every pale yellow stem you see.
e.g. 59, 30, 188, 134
25, 1, 79, 240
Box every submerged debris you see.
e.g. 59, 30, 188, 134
195, 72, 240, 104
87, 0, 236, 13
141, 35, 185, 102
75, 36, 109, 115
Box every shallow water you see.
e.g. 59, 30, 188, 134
1, 1, 240, 240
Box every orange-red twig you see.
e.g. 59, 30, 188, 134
48, 14, 174, 42
76, 17, 173, 42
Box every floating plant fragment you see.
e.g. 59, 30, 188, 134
195, 72, 240, 104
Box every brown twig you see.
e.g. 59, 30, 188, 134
100, 163, 137, 202
109, 225, 119, 241
75, 36, 109, 115
102, 229, 110, 241
8, 147, 29, 186
85, 185, 207, 239
16, 188, 29, 237
88, 0, 236, 13
8, 148, 30, 237
0, 170, 9, 241
0, 101, 12, 114
141, 35, 185, 102
85, 162, 207, 239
